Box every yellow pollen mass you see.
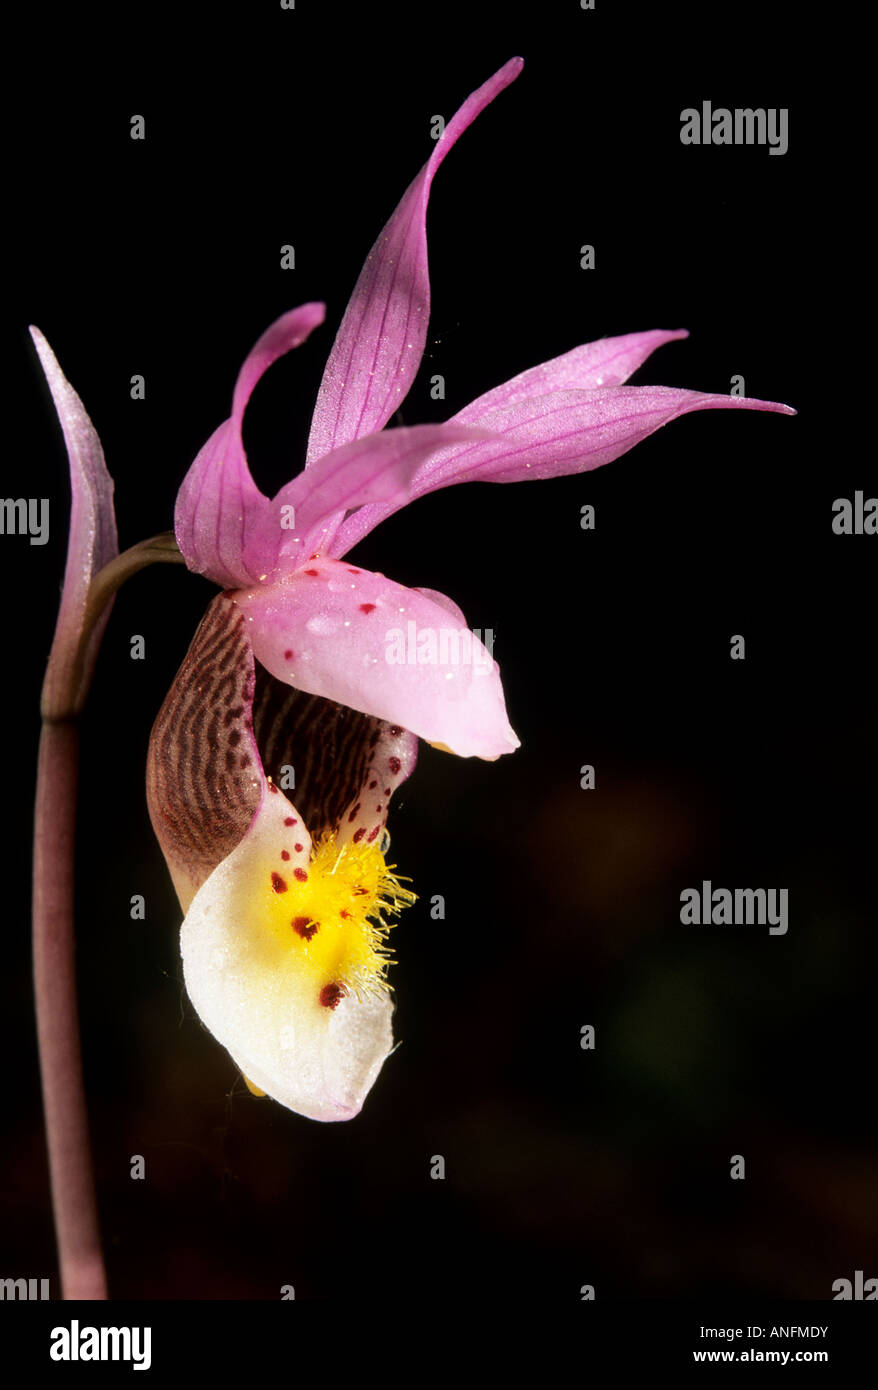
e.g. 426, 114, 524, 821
263, 832, 416, 1000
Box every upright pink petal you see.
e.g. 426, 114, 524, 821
175, 304, 326, 589
30, 327, 119, 714
328, 383, 796, 554
233, 560, 519, 760
305, 58, 523, 465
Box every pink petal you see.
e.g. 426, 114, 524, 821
429, 384, 797, 486
259, 422, 492, 571
175, 304, 326, 589
305, 58, 523, 465
452, 328, 691, 420
30, 327, 119, 713
233, 560, 519, 760
328, 384, 796, 554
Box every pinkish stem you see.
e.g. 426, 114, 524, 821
32, 532, 182, 1298
33, 719, 107, 1300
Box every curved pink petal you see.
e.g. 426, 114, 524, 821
30, 327, 119, 714
256, 422, 492, 572
305, 58, 523, 465
429, 384, 796, 486
175, 303, 326, 589
232, 559, 519, 759
452, 328, 691, 420
231, 308, 325, 420
328, 384, 796, 554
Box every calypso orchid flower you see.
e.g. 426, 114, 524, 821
145, 58, 794, 1122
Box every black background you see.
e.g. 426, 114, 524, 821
4, 2, 874, 1303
